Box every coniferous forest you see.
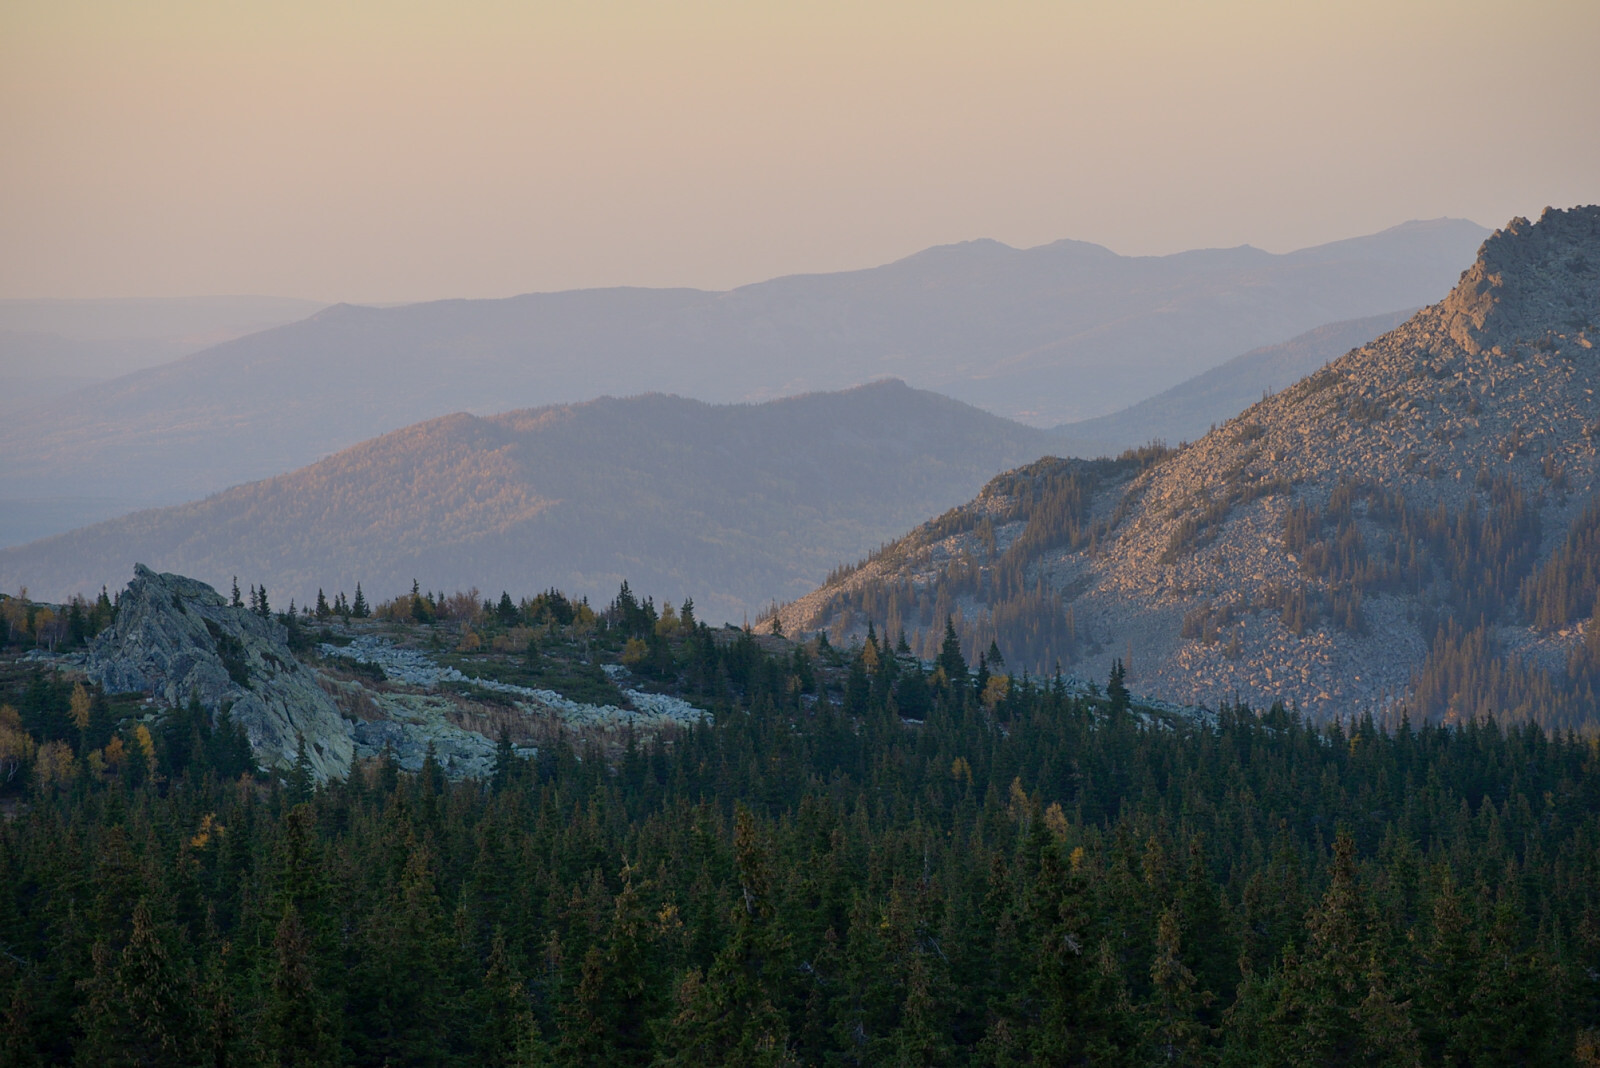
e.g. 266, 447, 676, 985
1, 585, 1599, 1065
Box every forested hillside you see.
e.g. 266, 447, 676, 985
781, 208, 1600, 727
0, 381, 1057, 622
0, 583, 1596, 1064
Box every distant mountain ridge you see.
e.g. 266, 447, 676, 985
0, 295, 326, 411
0, 381, 1060, 623
0, 220, 1486, 542
778, 207, 1600, 728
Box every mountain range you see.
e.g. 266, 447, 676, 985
0, 220, 1485, 545
778, 206, 1600, 727
0, 381, 1058, 623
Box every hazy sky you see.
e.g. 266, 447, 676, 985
3, 0, 1597, 303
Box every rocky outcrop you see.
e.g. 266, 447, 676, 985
321, 635, 709, 728
1441, 207, 1600, 354
88, 565, 353, 779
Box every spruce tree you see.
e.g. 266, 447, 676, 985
491, 728, 518, 795
937, 617, 967, 682
1144, 905, 1211, 1064
1107, 658, 1130, 713
475, 929, 547, 1066
266, 903, 336, 1067
287, 735, 314, 805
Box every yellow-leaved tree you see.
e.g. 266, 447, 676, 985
70, 682, 92, 733
0, 704, 36, 785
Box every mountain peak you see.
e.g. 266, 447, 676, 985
1441, 204, 1600, 354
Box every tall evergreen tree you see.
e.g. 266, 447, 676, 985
266, 903, 336, 1067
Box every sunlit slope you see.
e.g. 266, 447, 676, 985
781, 208, 1600, 728
0, 381, 1059, 624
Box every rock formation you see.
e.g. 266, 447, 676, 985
780, 206, 1600, 724
88, 564, 353, 779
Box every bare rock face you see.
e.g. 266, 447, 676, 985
1442, 207, 1600, 354
88, 564, 352, 779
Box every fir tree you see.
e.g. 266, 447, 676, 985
1144, 905, 1211, 1064
287, 735, 314, 805
266, 903, 336, 1067
1107, 658, 1130, 713
937, 616, 967, 682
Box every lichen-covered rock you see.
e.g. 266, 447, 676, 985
88, 564, 353, 780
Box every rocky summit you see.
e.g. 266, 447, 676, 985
88, 564, 354, 779
779, 206, 1600, 724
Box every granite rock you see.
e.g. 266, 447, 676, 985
88, 564, 353, 779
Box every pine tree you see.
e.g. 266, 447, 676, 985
314, 589, 330, 621
352, 583, 369, 618
231, 576, 242, 609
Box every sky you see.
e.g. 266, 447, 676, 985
2, 0, 1597, 303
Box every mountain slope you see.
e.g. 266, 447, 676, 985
0, 221, 1485, 538
0, 381, 1058, 623
1056, 309, 1415, 453
779, 207, 1600, 727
